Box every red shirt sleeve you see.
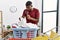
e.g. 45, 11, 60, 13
22, 10, 26, 17
35, 10, 40, 19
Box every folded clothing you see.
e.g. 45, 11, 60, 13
12, 23, 39, 29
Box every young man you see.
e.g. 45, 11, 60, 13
19, 1, 40, 25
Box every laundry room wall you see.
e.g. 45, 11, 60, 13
0, 0, 42, 27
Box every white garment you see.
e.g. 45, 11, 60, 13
26, 23, 39, 29
18, 17, 26, 27
13, 17, 39, 29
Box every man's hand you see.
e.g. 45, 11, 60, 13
27, 14, 39, 22
27, 15, 32, 20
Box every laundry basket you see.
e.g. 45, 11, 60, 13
12, 28, 38, 38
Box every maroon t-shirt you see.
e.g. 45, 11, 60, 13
22, 8, 40, 24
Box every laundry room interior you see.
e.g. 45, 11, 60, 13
0, 0, 60, 40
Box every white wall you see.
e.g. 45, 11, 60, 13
0, 0, 42, 26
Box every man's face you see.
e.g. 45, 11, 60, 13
26, 5, 32, 10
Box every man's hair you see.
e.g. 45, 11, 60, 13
26, 1, 32, 6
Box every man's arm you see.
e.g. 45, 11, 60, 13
30, 17, 39, 22
27, 15, 39, 22
27, 10, 40, 22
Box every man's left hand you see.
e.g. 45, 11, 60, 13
27, 14, 38, 22
27, 15, 32, 20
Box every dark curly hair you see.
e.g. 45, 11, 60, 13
26, 1, 32, 6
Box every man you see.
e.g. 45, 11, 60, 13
19, 1, 40, 25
